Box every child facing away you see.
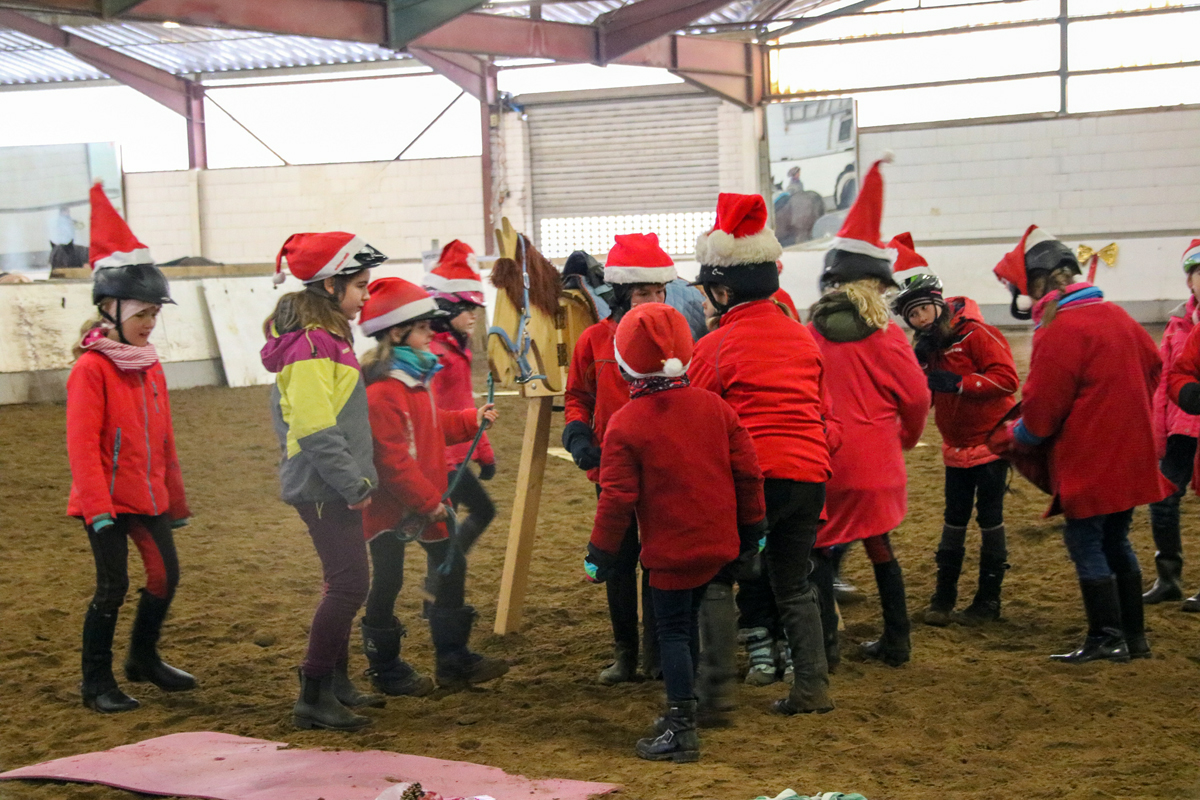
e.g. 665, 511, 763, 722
358, 278, 506, 693
68, 183, 194, 714
1145, 239, 1200, 609
806, 159, 931, 670
889, 233, 1019, 627
261, 231, 385, 731
585, 302, 766, 763
563, 232, 678, 685
424, 240, 498, 549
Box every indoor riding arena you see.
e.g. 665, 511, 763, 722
1, 2, 1198, 800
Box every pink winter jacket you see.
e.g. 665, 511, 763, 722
431, 331, 494, 468
1153, 295, 1200, 457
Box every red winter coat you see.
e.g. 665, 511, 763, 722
564, 318, 630, 483
1023, 289, 1171, 519
591, 385, 765, 590
923, 297, 1019, 468
689, 299, 835, 483
66, 351, 190, 526
1154, 295, 1200, 456
810, 321, 930, 546
363, 370, 479, 542
431, 331, 494, 468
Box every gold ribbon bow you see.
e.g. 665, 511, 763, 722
1077, 242, 1118, 267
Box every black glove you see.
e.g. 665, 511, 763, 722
563, 419, 602, 472
927, 370, 962, 394
733, 519, 768, 582
1180, 382, 1200, 415
584, 542, 619, 583
479, 462, 496, 481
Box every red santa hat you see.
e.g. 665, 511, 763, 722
274, 231, 381, 285
89, 182, 152, 270
1182, 239, 1200, 275
614, 302, 693, 379
359, 277, 443, 337
694, 193, 783, 267
604, 232, 677, 285
888, 232, 933, 286
829, 153, 896, 264
424, 239, 485, 303
993, 224, 1059, 297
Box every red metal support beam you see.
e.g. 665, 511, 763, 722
0, 8, 207, 167
596, 0, 734, 63
408, 47, 495, 104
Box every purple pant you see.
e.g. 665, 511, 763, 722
295, 501, 370, 678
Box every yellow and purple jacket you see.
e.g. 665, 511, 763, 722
261, 323, 377, 506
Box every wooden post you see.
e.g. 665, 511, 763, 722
494, 394, 554, 634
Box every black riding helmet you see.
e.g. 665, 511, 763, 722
891, 270, 944, 322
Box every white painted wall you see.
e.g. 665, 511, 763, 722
126, 156, 486, 267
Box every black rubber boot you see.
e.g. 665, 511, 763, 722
771, 587, 834, 716
81, 604, 139, 714
599, 642, 639, 685
860, 560, 911, 667
428, 605, 508, 690
636, 700, 700, 763
809, 552, 840, 673
1182, 591, 1200, 613
123, 590, 195, 692
361, 619, 433, 697
292, 669, 370, 731
1050, 577, 1131, 664
955, 554, 1008, 626
696, 583, 736, 727
1145, 497, 1184, 604
331, 663, 385, 708
923, 547, 964, 627
1115, 571, 1150, 659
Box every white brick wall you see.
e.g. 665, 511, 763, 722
861, 107, 1200, 240
717, 102, 760, 194
126, 157, 485, 266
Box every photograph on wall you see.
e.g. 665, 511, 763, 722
0, 142, 122, 278
766, 97, 857, 247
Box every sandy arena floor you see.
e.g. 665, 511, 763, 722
1, 328, 1199, 800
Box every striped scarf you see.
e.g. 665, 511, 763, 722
629, 374, 690, 399
80, 326, 159, 372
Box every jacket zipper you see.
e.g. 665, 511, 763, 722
110, 428, 122, 494
140, 374, 159, 515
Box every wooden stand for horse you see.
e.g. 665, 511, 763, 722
489, 219, 598, 634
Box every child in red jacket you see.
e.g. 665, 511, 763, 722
586, 302, 766, 762
1145, 240, 1200, 608
425, 241, 497, 562
563, 232, 677, 685
358, 278, 505, 692
67, 184, 193, 714
993, 225, 1170, 663
889, 234, 1018, 627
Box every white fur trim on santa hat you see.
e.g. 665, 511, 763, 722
694, 226, 782, 267
1022, 226, 1056, 253
604, 265, 678, 284
828, 236, 899, 264
300, 234, 367, 284
1014, 294, 1033, 312
424, 273, 485, 294
94, 247, 154, 270
360, 296, 439, 336
613, 341, 690, 379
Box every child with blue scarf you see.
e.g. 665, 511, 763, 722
358, 278, 506, 693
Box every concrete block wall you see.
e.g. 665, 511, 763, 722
126, 156, 486, 268
496, 111, 534, 236
717, 102, 760, 195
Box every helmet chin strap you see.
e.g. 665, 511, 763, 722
702, 284, 730, 315
98, 298, 132, 344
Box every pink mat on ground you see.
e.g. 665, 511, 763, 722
0, 732, 619, 800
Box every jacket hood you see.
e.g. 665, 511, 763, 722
1170, 294, 1198, 321
946, 296, 986, 327
809, 292, 877, 343
261, 327, 311, 374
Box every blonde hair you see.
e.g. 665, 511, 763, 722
360, 323, 414, 384
841, 278, 892, 331
265, 282, 354, 343
71, 316, 106, 361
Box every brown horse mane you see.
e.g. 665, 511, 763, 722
489, 234, 562, 317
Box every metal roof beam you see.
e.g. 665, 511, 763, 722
385, 0, 484, 50
408, 47, 495, 103
768, 0, 890, 39
100, 0, 147, 17
0, 8, 206, 167
595, 0, 733, 63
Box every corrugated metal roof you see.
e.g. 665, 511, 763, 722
0, 20, 404, 84
481, 0, 846, 28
